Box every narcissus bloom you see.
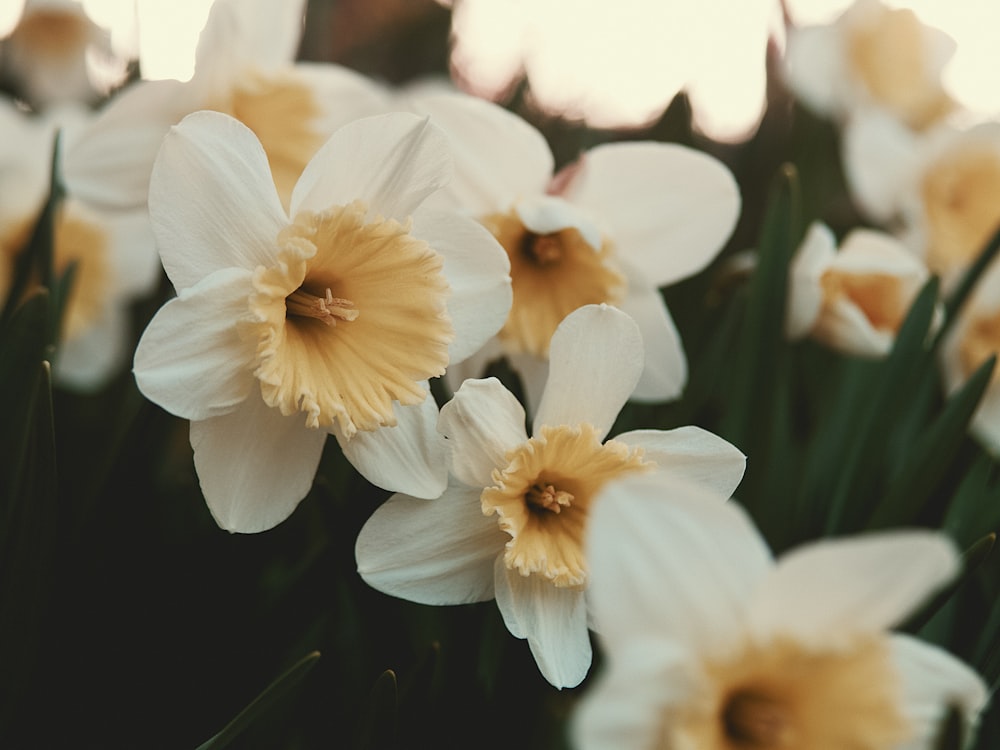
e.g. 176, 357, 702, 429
356, 305, 745, 688
408, 92, 740, 410
786, 222, 936, 358
784, 0, 955, 131
574, 473, 987, 750
132, 110, 511, 533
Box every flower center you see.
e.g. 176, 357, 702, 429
223, 71, 324, 210
673, 637, 909, 750
960, 307, 1000, 383
922, 147, 1000, 281
846, 6, 952, 129
482, 210, 626, 358
819, 268, 908, 332
10, 8, 92, 63
248, 201, 454, 437
481, 423, 651, 588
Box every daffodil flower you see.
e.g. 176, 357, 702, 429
787, 222, 937, 358
132, 110, 511, 534
574, 473, 987, 749
785, 0, 955, 131
355, 304, 745, 688
408, 92, 741, 410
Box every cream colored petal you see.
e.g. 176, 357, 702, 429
783, 25, 848, 117
61, 78, 191, 212
889, 634, 987, 750
746, 532, 958, 647
290, 113, 451, 223
493, 557, 592, 688
292, 62, 393, 137
335, 392, 448, 499
190, 391, 326, 533
618, 282, 687, 402
842, 109, 920, 223
969, 386, 1000, 458
410, 207, 512, 364
787, 222, 835, 340
104, 209, 160, 298
507, 351, 549, 419
441, 336, 505, 397
813, 296, 896, 357
561, 142, 740, 287
149, 110, 288, 291
588, 473, 770, 656
614, 426, 746, 500
438, 377, 528, 489
133, 267, 257, 421
356, 481, 506, 605
534, 304, 643, 439
407, 90, 553, 216
53, 302, 125, 391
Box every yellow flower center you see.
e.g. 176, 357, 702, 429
960, 306, 1000, 383
482, 210, 626, 358
247, 200, 453, 437
10, 8, 91, 63
481, 423, 651, 588
674, 637, 909, 750
220, 71, 324, 210
819, 268, 908, 332
847, 7, 953, 130
54, 205, 113, 341
921, 147, 1000, 280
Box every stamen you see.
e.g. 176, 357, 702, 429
522, 232, 563, 266
722, 690, 794, 748
526, 483, 574, 514
286, 287, 359, 326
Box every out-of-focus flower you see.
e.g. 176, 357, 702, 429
942, 259, 1000, 456
0, 0, 128, 107
0, 98, 159, 390
355, 304, 745, 688
133, 110, 511, 533
574, 472, 988, 750
406, 92, 740, 410
114, 0, 388, 210
785, 0, 955, 131
844, 114, 1000, 290
787, 222, 936, 357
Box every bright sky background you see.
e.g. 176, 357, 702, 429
4, 0, 999, 140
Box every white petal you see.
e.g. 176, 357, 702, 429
747, 532, 959, 646
783, 25, 847, 117
335, 392, 448, 499
53, 303, 126, 392
290, 112, 451, 222
438, 377, 528, 489
842, 109, 920, 223
617, 282, 687, 402
149, 111, 287, 291
890, 633, 988, 750
104, 209, 161, 297
813, 297, 895, 357
561, 142, 741, 287
61, 78, 191, 211
514, 195, 603, 251
533, 304, 643, 439
133, 267, 257, 421
441, 336, 505, 397
410, 207, 512, 364
493, 559, 592, 688
588, 473, 771, 656
614, 426, 746, 499
786, 221, 835, 340
190, 390, 327, 533
407, 90, 554, 215
356, 482, 506, 605
969, 386, 1000, 458
508, 351, 549, 420
292, 62, 393, 136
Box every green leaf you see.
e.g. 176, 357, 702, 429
938, 222, 1000, 346
944, 454, 1000, 548
352, 669, 398, 750
194, 651, 321, 750
931, 705, 965, 750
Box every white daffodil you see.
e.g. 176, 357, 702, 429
787, 222, 937, 358
403, 91, 740, 410
574, 472, 988, 750
100, 0, 389, 212
0, 0, 128, 107
942, 258, 1000, 456
784, 0, 955, 131
0, 99, 160, 391
355, 304, 745, 688
844, 116, 1000, 291
132, 110, 511, 534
